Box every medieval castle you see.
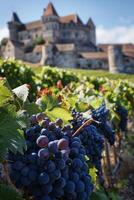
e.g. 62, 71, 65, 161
0, 2, 134, 73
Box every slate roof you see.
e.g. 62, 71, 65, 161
98, 43, 134, 59
44, 2, 59, 16
25, 20, 42, 30
80, 52, 108, 60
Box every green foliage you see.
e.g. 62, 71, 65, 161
1, 61, 133, 199
36, 94, 72, 124
0, 79, 26, 161
89, 167, 98, 185
39, 66, 79, 87
0, 105, 26, 160
0, 184, 24, 200
33, 36, 45, 45
0, 38, 8, 46
46, 107, 72, 124
91, 188, 122, 200
32, 66, 134, 83
0, 59, 37, 101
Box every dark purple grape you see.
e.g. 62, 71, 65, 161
38, 148, 49, 159
36, 135, 49, 148
55, 118, 63, 127
57, 138, 69, 150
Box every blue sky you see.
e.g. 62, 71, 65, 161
0, 0, 134, 43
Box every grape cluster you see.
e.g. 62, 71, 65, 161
8, 113, 93, 200
71, 110, 104, 175
70, 104, 116, 175
92, 104, 115, 145
79, 125, 104, 173
116, 104, 128, 132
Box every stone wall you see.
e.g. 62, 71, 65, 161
14, 46, 24, 60
24, 52, 41, 63
18, 29, 43, 45
123, 57, 134, 73
54, 51, 77, 68
77, 58, 108, 70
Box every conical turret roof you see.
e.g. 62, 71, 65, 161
12, 12, 21, 23
87, 18, 95, 28
44, 2, 59, 17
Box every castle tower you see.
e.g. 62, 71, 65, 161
87, 18, 96, 45
108, 45, 124, 73
8, 12, 22, 41
41, 2, 60, 42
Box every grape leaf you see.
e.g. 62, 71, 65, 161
89, 167, 98, 184
0, 184, 24, 200
46, 107, 72, 124
91, 190, 108, 200
0, 105, 26, 161
41, 95, 59, 111
23, 101, 41, 115
0, 79, 13, 107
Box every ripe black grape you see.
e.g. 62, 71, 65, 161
116, 104, 128, 132
8, 113, 94, 200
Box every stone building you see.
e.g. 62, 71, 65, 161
0, 2, 134, 73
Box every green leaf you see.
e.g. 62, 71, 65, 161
0, 105, 26, 161
89, 167, 98, 184
87, 96, 103, 109
0, 79, 13, 107
75, 101, 89, 112
108, 191, 122, 200
0, 184, 24, 200
41, 95, 59, 111
16, 110, 29, 128
91, 190, 108, 200
23, 101, 41, 115
66, 95, 77, 108
46, 107, 72, 124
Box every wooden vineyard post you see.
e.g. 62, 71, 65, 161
104, 140, 112, 187
113, 143, 118, 165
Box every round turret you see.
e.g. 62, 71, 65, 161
8, 12, 23, 41
108, 45, 124, 73
41, 3, 60, 43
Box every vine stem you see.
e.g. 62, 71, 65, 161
2, 160, 20, 193
72, 118, 101, 137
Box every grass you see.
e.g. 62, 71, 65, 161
68, 68, 134, 82
30, 65, 134, 83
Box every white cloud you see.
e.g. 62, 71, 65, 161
0, 27, 9, 42
96, 25, 134, 44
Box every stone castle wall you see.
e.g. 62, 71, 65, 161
1, 3, 134, 73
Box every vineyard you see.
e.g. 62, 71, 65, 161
0, 59, 134, 200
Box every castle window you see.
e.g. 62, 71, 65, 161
77, 63, 80, 68
98, 61, 102, 68
75, 33, 78, 38
125, 58, 129, 63
88, 63, 91, 68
